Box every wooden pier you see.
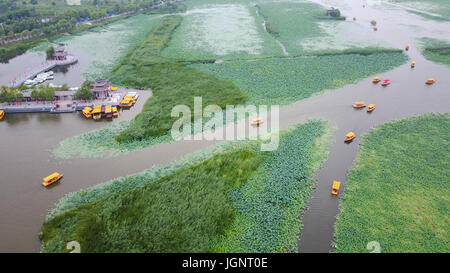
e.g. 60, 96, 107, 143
10, 55, 78, 87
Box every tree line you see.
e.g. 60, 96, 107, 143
0, 0, 162, 42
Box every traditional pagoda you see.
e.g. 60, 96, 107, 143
53, 47, 69, 61
89, 79, 111, 99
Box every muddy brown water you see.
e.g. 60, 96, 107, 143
1, 1, 450, 253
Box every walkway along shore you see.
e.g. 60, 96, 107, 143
0, 89, 129, 114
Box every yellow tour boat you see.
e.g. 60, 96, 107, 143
345, 132, 356, 142
331, 181, 341, 195
112, 106, 118, 118
367, 104, 375, 112
353, 101, 366, 109
425, 78, 435, 85
82, 107, 92, 118
92, 105, 102, 120
42, 172, 63, 187
104, 105, 113, 119
119, 98, 135, 108
252, 117, 264, 126
0, 110, 4, 120
411, 61, 416, 68
372, 77, 381, 83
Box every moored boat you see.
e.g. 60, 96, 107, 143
92, 105, 102, 120
0, 110, 4, 120
105, 105, 113, 119
112, 106, 118, 118
119, 97, 135, 108
82, 107, 92, 118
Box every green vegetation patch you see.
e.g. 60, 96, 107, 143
161, 2, 282, 60
255, 1, 326, 55
49, 140, 258, 218
334, 113, 450, 253
420, 38, 450, 67
53, 120, 172, 158
42, 120, 331, 252
0, 38, 43, 63
390, 0, 450, 21
41, 148, 268, 252
190, 50, 408, 105
217, 120, 332, 252
110, 15, 247, 142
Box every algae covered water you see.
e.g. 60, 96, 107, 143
0, 14, 164, 87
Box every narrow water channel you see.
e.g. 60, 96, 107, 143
297, 0, 450, 252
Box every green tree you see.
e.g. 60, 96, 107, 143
330, 8, 341, 18
46, 45, 54, 60
44, 85, 56, 100
31, 29, 40, 37
74, 86, 93, 100
31, 88, 39, 100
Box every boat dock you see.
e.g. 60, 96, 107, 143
10, 55, 78, 87
0, 89, 136, 114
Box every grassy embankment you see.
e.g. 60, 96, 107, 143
420, 38, 450, 67
191, 49, 407, 105
334, 113, 450, 252
41, 121, 331, 252
0, 39, 43, 63
110, 15, 247, 142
